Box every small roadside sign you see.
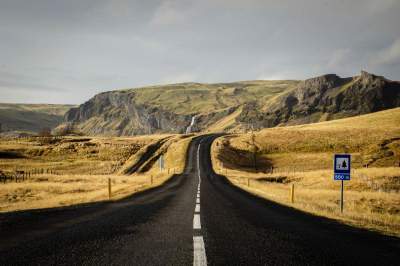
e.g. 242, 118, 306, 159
334, 154, 351, 213
334, 154, 351, 180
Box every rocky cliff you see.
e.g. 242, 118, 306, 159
237, 71, 400, 128
62, 81, 293, 135
62, 71, 400, 135
64, 91, 191, 135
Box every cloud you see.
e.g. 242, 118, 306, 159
1, 0, 399, 104
150, 1, 187, 26
370, 38, 400, 66
365, 0, 398, 14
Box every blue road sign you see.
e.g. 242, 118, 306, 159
334, 154, 351, 180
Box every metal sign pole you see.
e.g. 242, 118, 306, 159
340, 180, 344, 213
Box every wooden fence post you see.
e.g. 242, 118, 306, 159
108, 178, 112, 200
290, 183, 295, 203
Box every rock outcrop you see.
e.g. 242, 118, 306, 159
238, 71, 400, 128
64, 91, 192, 136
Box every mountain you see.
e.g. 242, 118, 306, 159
62, 71, 400, 136
62, 81, 297, 136
0, 103, 76, 135
236, 71, 400, 129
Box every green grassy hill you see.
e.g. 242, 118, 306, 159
126, 80, 298, 115
0, 103, 75, 134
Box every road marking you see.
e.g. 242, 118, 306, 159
193, 139, 207, 266
197, 143, 201, 181
193, 214, 201, 229
193, 236, 207, 266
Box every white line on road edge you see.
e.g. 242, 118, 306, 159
193, 214, 201, 229
193, 236, 207, 266
195, 204, 200, 213
196, 198, 200, 204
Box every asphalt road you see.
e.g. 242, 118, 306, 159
0, 134, 399, 265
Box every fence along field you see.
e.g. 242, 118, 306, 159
211, 108, 400, 237
0, 134, 192, 212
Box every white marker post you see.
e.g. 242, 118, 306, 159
159, 155, 164, 172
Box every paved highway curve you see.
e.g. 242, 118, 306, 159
0, 134, 399, 265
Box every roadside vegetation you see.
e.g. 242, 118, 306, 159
0, 134, 193, 212
211, 108, 400, 236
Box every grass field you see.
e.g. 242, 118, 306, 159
211, 108, 400, 236
0, 134, 193, 212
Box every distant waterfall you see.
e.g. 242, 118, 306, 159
185, 116, 197, 134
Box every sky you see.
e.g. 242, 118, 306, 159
0, 0, 399, 104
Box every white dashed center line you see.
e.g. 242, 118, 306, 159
193, 214, 201, 229
193, 236, 207, 266
193, 140, 207, 266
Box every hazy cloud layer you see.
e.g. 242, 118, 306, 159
0, 0, 399, 104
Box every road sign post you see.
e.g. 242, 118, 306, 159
108, 178, 112, 200
290, 183, 295, 203
333, 154, 351, 213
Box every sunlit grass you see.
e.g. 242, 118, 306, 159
0, 134, 193, 212
211, 108, 400, 236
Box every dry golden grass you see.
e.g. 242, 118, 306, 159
218, 108, 400, 171
0, 134, 193, 212
0, 135, 166, 175
211, 108, 400, 236
0, 174, 147, 212
206, 106, 243, 132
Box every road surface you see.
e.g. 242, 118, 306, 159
0, 134, 399, 265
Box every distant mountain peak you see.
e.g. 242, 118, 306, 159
298, 73, 345, 95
